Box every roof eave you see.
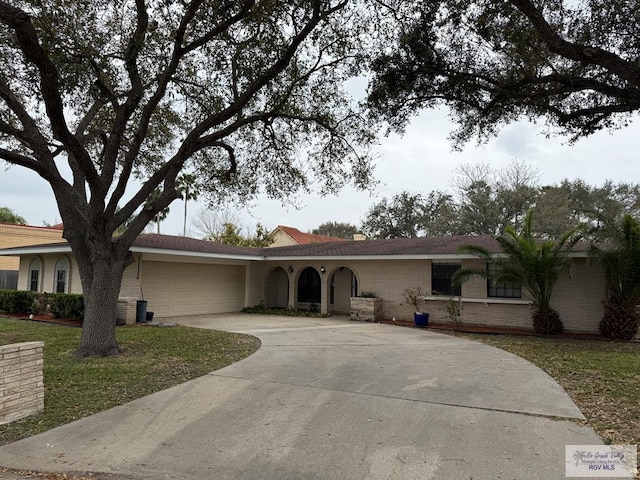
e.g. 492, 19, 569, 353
0, 245, 72, 256
131, 246, 261, 261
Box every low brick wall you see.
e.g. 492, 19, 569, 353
0, 342, 45, 424
116, 297, 138, 325
350, 297, 383, 322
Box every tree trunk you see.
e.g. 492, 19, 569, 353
74, 255, 128, 357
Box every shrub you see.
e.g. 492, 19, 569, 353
32, 293, 51, 315
0, 290, 36, 314
358, 291, 378, 298
241, 304, 328, 318
599, 303, 640, 340
532, 308, 563, 335
49, 293, 84, 321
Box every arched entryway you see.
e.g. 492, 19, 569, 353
266, 267, 289, 309
297, 266, 321, 311
327, 266, 358, 315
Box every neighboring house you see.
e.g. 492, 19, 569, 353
0, 233, 606, 334
268, 225, 349, 247
0, 223, 64, 289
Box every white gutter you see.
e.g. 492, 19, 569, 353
130, 246, 259, 262
0, 245, 72, 255
0, 245, 589, 261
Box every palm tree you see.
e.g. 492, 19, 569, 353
589, 215, 640, 340
176, 173, 199, 237
453, 211, 584, 335
145, 188, 171, 234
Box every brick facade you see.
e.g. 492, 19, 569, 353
0, 224, 63, 270
259, 257, 606, 334
0, 342, 45, 424
4, 234, 609, 334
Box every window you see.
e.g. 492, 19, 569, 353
28, 258, 41, 292
487, 261, 522, 299
431, 263, 461, 296
54, 257, 70, 293
298, 267, 321, 303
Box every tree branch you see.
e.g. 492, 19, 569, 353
509, 0, 640, 87
0, 2, 100, 189
0, 76, 52, 158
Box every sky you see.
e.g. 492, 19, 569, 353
1, 105, 638, 237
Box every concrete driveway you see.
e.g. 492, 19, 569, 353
0, 315, 601, 479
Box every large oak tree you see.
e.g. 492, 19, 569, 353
368, 0, 640, 144
0, 0, 378, 356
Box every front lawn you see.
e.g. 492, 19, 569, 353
454, 332, 640, 447
0, 317, 260, 445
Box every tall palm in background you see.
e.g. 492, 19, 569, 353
454, 211, 584, 335
589, 215, 640, 340
177, 174, 199, 237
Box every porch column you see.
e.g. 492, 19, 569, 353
320, 269, 329, 314
288, 270, 296, 309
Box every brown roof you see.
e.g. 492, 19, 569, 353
0, 222, 64, 231
133, 234, 259, 256
272, 225, 348, 245
263, 235, 502, 257
0, 233, 593, 258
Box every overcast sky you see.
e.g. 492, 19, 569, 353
1, 104, 638, 237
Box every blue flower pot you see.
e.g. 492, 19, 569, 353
414, 312, 429, 327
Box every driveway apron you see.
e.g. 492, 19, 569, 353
0, 315, 602, 480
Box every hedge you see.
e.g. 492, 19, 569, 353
0, 290, 35, 314
0, 290, 84, 321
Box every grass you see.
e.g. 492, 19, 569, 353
0, 317, 260, 446
453, 332, 640, 447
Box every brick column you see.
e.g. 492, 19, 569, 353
0, 342, 45, 424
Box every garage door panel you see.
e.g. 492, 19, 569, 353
141, 261, 245, 317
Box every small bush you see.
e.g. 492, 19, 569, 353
32, 293, 51, 315
358, 291, 378, 298
0, 290, 36, 314
49, 293, 84, 321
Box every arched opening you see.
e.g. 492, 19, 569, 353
328, 266, 358, 315
297, 267, 321, 308
267, 267, 289, 309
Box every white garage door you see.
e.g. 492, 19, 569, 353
141, 261, 245, 317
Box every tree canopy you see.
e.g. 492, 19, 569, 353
359, 163, 640, 240
0, 206, 26, 225
312, 221, 359, 240
368, 0, 640, 144
0, 0, 380, 356
208, 222, 272, 247
360, 191, 428, 239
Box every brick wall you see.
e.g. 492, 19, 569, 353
0, 225, 63, 270
350, 297, 383, 321
262, 256, 607, 334
0, 342, 45, 425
